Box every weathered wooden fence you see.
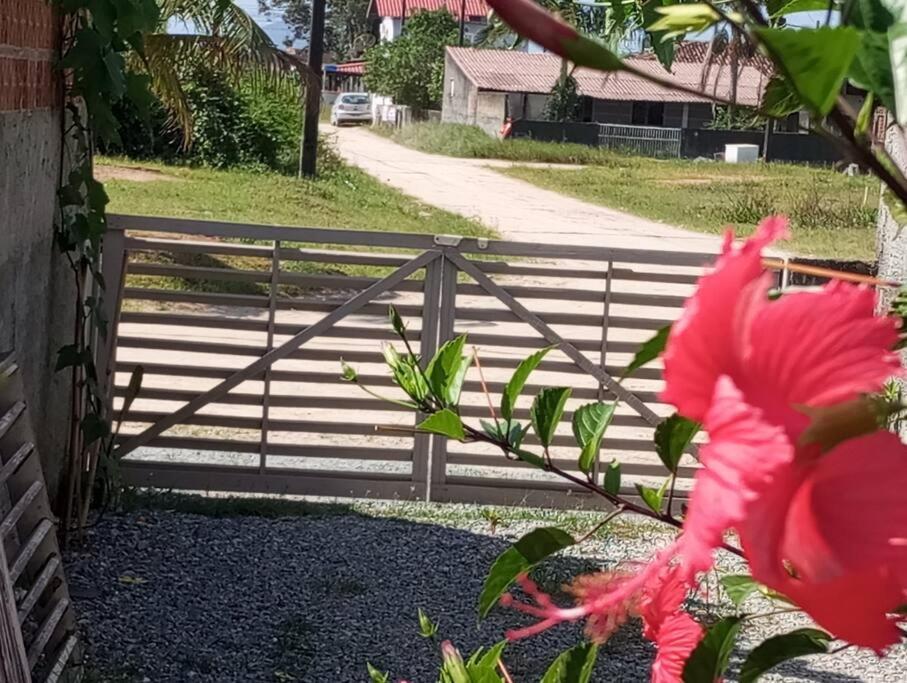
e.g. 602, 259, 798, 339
0, 356, 78, 682
103, 215, 723, 508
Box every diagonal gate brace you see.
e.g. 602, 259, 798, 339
114, 250, 441, 459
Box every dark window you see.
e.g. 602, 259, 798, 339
631, 101, 665, 126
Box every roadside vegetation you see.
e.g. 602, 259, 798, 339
378, 122, 878, 260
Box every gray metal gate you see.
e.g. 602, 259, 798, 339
598, 124, 682, 158
103, 215, 716, 508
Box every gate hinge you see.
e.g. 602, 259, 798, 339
434, 234, 462, 247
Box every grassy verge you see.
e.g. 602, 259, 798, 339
98, 154, 494, 297
374, 122, 878, 259
502, 162, 877, 259
372, 122, 619, 165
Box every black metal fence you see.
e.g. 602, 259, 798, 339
511, 119, 844, 165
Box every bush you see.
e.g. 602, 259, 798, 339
103, 66, 302, 173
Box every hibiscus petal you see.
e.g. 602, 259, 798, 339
662, 216, 789, 421
783, 429, 907, 595
650, 612, 704, 683
785, 566, 904, 653
680, 376, 795, 578
743, 281, 899, 414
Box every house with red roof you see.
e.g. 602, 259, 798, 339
367, 0, 490, 43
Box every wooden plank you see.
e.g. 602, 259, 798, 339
124, 287, 269, 308
113, 250, 441, 459
0, 444, 33, 486
0, 402, 25, 442
9, 520, 53, 584
455, 306, 673, 331
457, 282, 687, 308
429, 256, 459, 492
260, 241, 280, 472
118, 461, 421, 500
110, 214, 718, 265
125, 235, 275, 258
0, 542, 30, 683
412, 256, 442, 497
0, 481, 43, 538
447, 250, 665, 427
447, 453, 697, 478
119, 436, 412, 461
43, 634, 78, 683
17, 555, 61, 625
128, 262, 270, 284
26, 597, 69, 668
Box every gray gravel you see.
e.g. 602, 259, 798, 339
65, 501, 905, 682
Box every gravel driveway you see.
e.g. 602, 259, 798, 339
66, 501, 904, 682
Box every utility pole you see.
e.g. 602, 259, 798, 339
300, 0, 326, 177
401, 0, 407, 31
458, 0, 467, 46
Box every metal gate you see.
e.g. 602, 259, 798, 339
598, 124, 682, 158
103, 215, 717, 508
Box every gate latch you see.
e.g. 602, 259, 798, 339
434, 234, 462, 247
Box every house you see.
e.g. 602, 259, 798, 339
367, 0, 490, 43
441, 46, 771, 136
323, 60, 367, 103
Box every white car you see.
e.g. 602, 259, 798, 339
331, 93, 372, 126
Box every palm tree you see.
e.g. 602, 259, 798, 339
134, 0, 315, 141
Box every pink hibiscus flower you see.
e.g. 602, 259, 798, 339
664, 216, 907, 651
503, 565, 702, 682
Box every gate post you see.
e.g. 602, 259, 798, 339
428, 255, 459, 497
413, 254, 442, 500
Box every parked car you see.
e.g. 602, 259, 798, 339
331, 93, 372, 126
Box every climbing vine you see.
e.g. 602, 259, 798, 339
52, 1, 158, 534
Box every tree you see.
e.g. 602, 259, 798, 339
544, 71, 580, 122
363, 10, 459, 109
257, 0, 375, 60
134, 0, 313, 141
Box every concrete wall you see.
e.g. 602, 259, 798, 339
474, 91, 506, 136
441, 52, 477, 125
0, 1, 73, 499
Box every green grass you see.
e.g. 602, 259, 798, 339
374, 122, 622, 165
502, 162, 878, 259
98, 153, 495, 297
376, 122, 878, 259
98, 154, 491, 238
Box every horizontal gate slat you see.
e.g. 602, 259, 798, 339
120, 436, 412, 461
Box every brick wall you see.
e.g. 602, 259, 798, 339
0, 0, 60, 112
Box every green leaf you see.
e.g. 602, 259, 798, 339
531, 387, 572, 449
382, 343, 402, 371
366, 662, 389, 683
480, 419, 505, 441
440, 641, 471, 683
635, 480, 668, 514
509, 422, 528, 448
739, 628, 832, 683
426, 335, 471, 406
501, 347, 553, 421
121, 365, 144, 417
623, 325, 670, 379
649, 4, 721, 39
340, 359, 358, 382
466, 641, 507, 679
604, 459, 621, 496
719, 574, 762, 608
654, 414, 699, 474
762, 75, 802, 117
478, 527, 575, 618
388, 305, 407, 339
418, 409, 466, 440
417, 607, 439, 638
683, 616, 742, 683
755, 26, 862, 115
769, 0, 830, 16
540, 642, 599, 683
890, 18, 907, 124
124, 72, 155, 125
572, 402, 615, 475
849, 0, 897, 32
856, 92, 876, 138
850, 31, 897, 116
512, 447, 546, 468
55, 344, 84, 371
80, 413, 110, 445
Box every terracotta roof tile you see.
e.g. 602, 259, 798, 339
446, 47, 768, 106
370, 0, 489, 19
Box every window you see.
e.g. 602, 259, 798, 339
340, 94, 369, 105
449, 79, 455, 98
631, 101, 665, 126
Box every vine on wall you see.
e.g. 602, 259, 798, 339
53, 1, 158, 535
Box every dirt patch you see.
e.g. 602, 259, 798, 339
95, 164, 178, 183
